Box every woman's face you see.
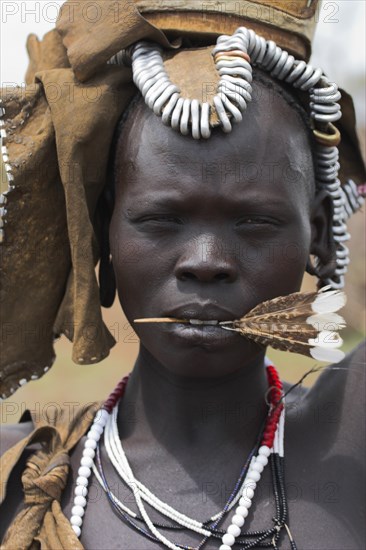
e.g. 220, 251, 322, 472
110, 84, 319, 377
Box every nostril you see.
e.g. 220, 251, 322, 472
178, 271, 232, 282
215, 273, 230, 281
180, 272, 197, 281
175, 256, 238, 283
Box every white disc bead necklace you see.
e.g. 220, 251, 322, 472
70, 365, 285, 549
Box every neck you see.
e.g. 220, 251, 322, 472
117, 346, 269, 457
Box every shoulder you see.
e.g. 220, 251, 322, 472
303, 339, 365, 452
307, 339, 365, 404
280, 343, 365, 548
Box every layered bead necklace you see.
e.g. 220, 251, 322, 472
70, 362, 297, 549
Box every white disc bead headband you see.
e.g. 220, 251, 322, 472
108, 26, 364, 290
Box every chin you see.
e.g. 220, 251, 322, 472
139, 329, 266, 378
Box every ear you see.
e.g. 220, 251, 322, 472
308, 189, 337, 281
99, 252, 116, 307
97, 183, 116, 308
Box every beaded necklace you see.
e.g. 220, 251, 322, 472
70, 363, 297, 549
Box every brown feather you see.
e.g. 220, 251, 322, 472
235, 330, 315, 356
225, 290, 327, 356
242, 290, 318, 319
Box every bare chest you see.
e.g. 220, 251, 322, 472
62, 430, 364, 550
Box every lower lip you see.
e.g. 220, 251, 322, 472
162, 322, 241, 347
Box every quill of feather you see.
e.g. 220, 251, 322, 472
134, 286, 347, 362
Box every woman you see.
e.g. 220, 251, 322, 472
1, 1, 365, 548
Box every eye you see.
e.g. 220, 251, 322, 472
148, 216, 181, 222
138, 215, 184, 225
235, 216, 276, 226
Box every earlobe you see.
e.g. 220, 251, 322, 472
99, 253, 116, 308
307, 189, 337, 284
97, 180, 117, 308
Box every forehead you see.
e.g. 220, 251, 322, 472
114, 83, 314, 209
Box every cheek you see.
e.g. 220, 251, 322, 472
235, 214, 312, 300
260, 221, 311, 291
109, 211, 162, 316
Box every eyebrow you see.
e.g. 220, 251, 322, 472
127, 193, 293, 213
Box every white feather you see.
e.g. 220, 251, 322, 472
311, 290, 346, 314
306, 312, 346, 331
308, 330, 343, 349
310, 346, 345, 363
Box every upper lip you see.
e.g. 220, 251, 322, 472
164, 303, 240, 322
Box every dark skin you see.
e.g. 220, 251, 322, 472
1, 82, 365, 549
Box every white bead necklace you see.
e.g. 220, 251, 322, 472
69, 408, 110, 537
219, 408, 285, 550
70, 370, 285, 549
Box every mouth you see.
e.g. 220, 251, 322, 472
133, 316, 237, 327
133, 303, 244, 347
162, 319, 241, 348
181, 319, 227, 326
163, 303, 241, 324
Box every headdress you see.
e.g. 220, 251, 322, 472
0, 0, 364, 398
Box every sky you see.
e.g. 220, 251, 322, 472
1, 0, 365, 124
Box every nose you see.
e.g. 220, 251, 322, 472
174, 235, 238, 283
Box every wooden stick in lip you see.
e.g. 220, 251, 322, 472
133, 317, 188, 323
133, 318, 237, 326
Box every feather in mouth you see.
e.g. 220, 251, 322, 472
134, 286, 347, 362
